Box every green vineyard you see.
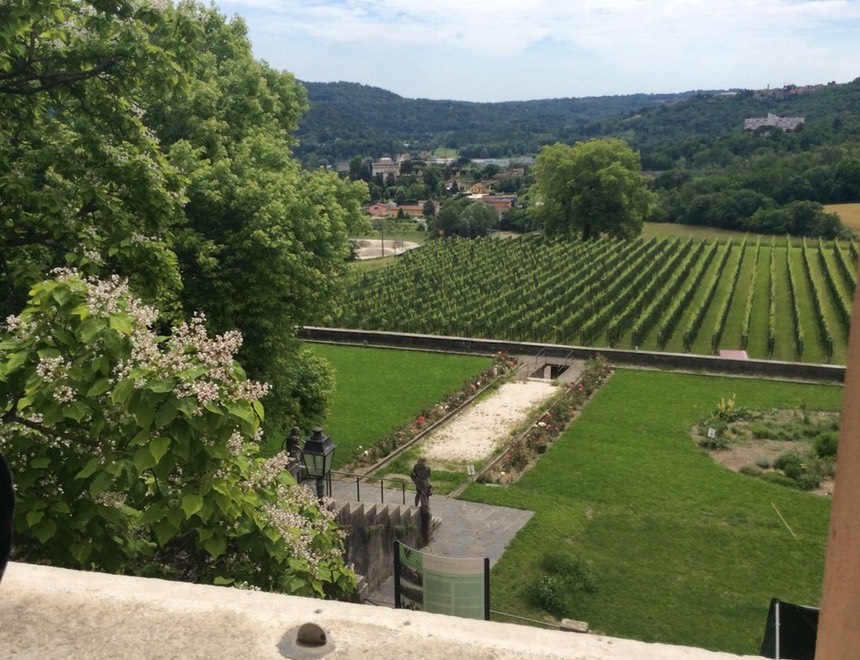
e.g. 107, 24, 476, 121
332, 235, 858, 364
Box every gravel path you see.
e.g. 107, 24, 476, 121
421, 380, 559, 463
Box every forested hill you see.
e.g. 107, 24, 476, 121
602, 81, 860, 170
295, 81, 699, 164
295, 79, 860, 170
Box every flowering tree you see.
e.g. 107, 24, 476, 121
0, 271, 355, 597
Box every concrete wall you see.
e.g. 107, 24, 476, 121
300, 327, 844, 383
336, 501, 431, 594
0, 562, 763, 659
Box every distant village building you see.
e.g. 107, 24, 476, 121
371, 157, 401, 180
481, 195, 517, 214
397, 201, 439, 218
366, 202, 397, 218
744, 113, 805, 132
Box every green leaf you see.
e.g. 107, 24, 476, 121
41, 401, 63, 425
203, 535, 226, 559
89, 470, 112, 496
5, 351, 28, 373
108, 314, 133, 334
289, 577, 307, 592
30, 457, 51, 469
78, 317, 104, 343
76, 457, 101, 480
213, 576, 234, 586
70, 542, 91, 563
34, 518, 58, 543
133, 445, 156, 472
111, 378, 134, 405
140, 501, 168, 524
63, 400, 89, 422
50, 501, 71, 514
149, 436, 170, 464
26, 508, 44, 526
129, 429, 150, 447
130, 391, 156, 427
175, 397, 197, 417
147, 378, 176, 394
181, 494, 203, 519
226, 401, 256, 425
154, 400, 178, 428
153, 519, 177, 546
87, 378, 111, 397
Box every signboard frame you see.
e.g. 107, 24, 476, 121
393, 540, 490, 620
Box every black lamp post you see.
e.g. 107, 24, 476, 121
301, 427, 336, 499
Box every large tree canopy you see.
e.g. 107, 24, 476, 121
0, 0, 369, 438
529, 139, 654, 239
0, 0, 367, 594
430, 197, 497, 238
0, 0, 188, 318
141, 2, 368, 437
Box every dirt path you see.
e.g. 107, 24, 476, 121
353, 238, 420, 259
421, 380, 558, 463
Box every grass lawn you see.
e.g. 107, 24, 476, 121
825, 203, 860, 234
461, 369, 840, 655
306, 343, 492, 468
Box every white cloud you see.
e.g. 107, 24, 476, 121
216, 0, 860, 101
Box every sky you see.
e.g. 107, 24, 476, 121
216, 0, 860, 103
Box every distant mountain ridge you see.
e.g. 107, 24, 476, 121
294, 81, 702, 164
294, 78, 860, 170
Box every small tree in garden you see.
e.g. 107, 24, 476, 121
0, 270, 355, 598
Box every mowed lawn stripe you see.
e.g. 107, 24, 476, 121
306, 343, 492, 467
717, 240, 756, 352
746, 247, 772, 359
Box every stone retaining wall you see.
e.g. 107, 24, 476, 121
336, 500, 434, 595
300, 327, 845, 383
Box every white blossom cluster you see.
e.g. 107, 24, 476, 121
95, 490, 127, 509
259, 484, 345, 570
36, 355, 67, 381
247, 451, 291, 488
226, 430, 245, 457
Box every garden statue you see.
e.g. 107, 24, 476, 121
410, 457, 432, 512
285, 426, 303, 461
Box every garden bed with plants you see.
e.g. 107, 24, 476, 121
369, 356, 614, 495
479, 355, 613, 485
694, 394, 839, 494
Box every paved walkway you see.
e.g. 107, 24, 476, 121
330, 479, 534, 607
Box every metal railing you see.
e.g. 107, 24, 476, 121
331, 470, 410, 505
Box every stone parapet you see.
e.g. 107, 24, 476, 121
0, 562, 763, 659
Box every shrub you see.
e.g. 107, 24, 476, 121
700, 435, 729, 450
740, 465, 763, 477
755, 456, 771, 469
528, 574, 568, 618
796, 472, 823, 491
526, 551, 597, 618
815, 431, 839, 458
0, 272, 355, 598
773, 451, 803, 473
759, 472, 802, 489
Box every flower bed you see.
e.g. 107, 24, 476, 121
347, 351, 519, 468
480, 355, 612, 484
